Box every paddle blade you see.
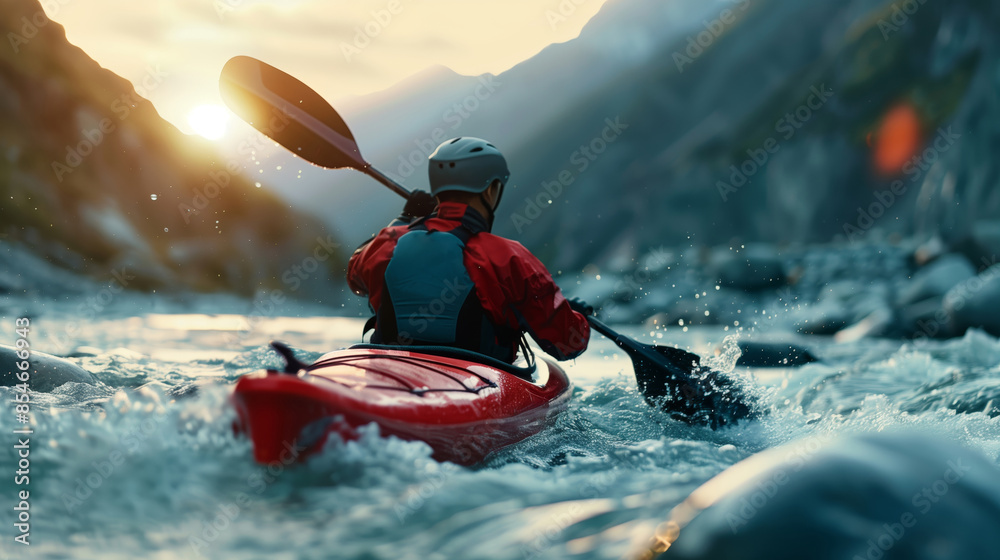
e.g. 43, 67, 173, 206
630, 343, 758, 429
220, 55, 366, 170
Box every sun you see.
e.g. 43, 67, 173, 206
186, 104, 231, 140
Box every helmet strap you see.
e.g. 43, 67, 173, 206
479, 192, 495, 232
478, 181, 504, 232
493, 182, 505, 209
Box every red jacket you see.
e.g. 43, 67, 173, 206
348, 202, 589, 361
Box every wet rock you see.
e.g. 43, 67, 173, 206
706, 244, 786, 292
943, 265, 1000, 337
794, 309, 851, 335
951, 221, 1000, 271
648, 432, 1000, 560
735, 341, 818, 367
897, 253, 975, 306
834, 306, 895, 343
896, 297, 957, 339
0, 345, 96, 391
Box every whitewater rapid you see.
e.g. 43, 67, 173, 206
2, 298, 999, 559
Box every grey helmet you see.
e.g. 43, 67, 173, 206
428, 137, 510, 197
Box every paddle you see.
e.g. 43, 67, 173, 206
587, 316, 758, 429
219, 55, 411, 200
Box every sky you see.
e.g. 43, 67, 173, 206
43, 0, 609, 138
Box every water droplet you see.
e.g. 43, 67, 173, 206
150, 194, 158, 201
163, 228, 169, 232
254, 182, 262, 188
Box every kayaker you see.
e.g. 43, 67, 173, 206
348, 137, 591, 364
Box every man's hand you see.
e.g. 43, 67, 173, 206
402, 190, 437, 219
568, 297, 594, 316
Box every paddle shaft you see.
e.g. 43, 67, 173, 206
365, 164, 411, 200
587, 316, 665, 363
586, 316, 624, 346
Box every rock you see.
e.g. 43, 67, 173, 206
896, 297, 956, 339
834, 306, 895, 343
794, 309, 851, 335
950, 221, 1000, 271
897, 253, 975, 306
943, 264, 1000, 337
0, 345, 96, 391
706, 244, 786, 292
735, 341, 818, 367
644, 432, 1000, 560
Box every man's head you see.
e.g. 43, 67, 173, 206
428, 137, 509, 212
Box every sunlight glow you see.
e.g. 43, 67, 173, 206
186, 104, 231, 140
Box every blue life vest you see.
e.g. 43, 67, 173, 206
371, 207, 519, 362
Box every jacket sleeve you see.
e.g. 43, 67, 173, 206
348, 225, 408, 299
505, 248, 590, 361
347, 239, 372, 297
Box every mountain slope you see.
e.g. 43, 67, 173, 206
0, 0, 344, 296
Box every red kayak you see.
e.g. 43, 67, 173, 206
231, 344, 571, 465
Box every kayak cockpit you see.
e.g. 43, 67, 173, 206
347, 343, 537, 381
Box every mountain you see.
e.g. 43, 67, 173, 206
496, 0, 1000, 270
259, 0, 1000, 272
0, 0, 345, 297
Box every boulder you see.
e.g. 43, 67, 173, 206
943, 265, 1000, 337
1, 345, 96, 391
706, 244, 786, 292
735, 341, 818, 367
897, 253, 975, 306
645, 433, 1000, 560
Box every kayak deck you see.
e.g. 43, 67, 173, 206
231, 345, 571, 465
